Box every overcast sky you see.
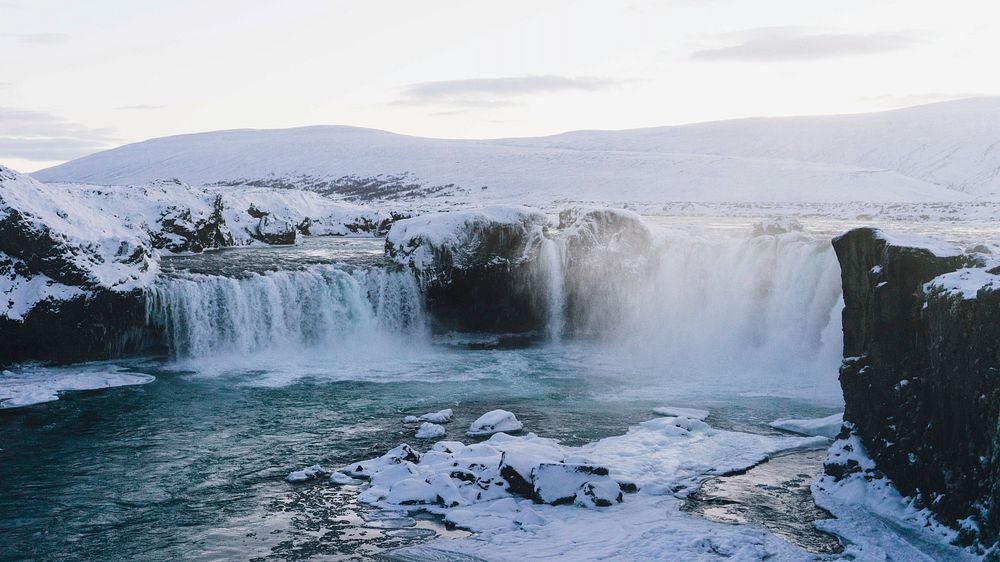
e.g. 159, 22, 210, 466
2, 0, 998, 171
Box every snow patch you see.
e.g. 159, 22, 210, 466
652, 405, 709, 420
769, 413, 843, 438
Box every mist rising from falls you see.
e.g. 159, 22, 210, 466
613, 230, 844, 376
146, 265, 426, 359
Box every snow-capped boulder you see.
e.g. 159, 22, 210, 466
250, 213, 297, 245
342, 443, 421, 479
386, 206, 547, 276
530, 463, 622, 507
153, 191, 234, 253
386, 206, 549, 332
415, 422, 446, 439
418, 408, 454, 423
467, 409, 523, 437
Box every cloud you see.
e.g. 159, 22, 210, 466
115, 104, 166, 110
692, 27, 921, 62
3, 33, 69, 45
396, 75, 620, 109
0, 107, 116, 161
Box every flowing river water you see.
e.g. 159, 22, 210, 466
2, 215, 996, 560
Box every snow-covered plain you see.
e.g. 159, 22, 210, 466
33, 99, 1000, 206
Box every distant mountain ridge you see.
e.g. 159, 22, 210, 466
33, 98, 1000, 203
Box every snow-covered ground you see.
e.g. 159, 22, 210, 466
32, 99, 1000, 206
305, 412, 981, 561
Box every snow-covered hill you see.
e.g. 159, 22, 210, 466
33, 98, 1000, 204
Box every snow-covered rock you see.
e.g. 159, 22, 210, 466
467, 409, 523, 437
417, 408, 453, 423
341, 443, 421, 479
404, 408, 453, 424
769, 413, 843, 438
385, 206, 546, 277
415, 422, 446, 439
286, 464, 328, 483
530, 463, 622, 506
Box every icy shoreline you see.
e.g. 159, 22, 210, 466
284, 411, 984, 560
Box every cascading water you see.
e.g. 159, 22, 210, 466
146, 265, 426, 359
614, 228, 844, 378
538, 236, 567, 342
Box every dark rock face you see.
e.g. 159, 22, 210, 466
832, 227, 999, 549
0, 289, 155, 365
154, 194, 235, 253
385, 206, 653, 334
386, 208, 550, 333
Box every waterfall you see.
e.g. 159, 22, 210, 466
613, 229, 844, 375
145, 224, 844, 386
146, 265, 426, 359
539, 236, 567, 342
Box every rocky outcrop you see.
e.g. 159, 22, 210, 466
831, 227, 999, 550
0, 166, 157, 365
385, 206, 653, 334
386, 207, 550, 332
153, 191, 234, 253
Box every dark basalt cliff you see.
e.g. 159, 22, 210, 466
832, 227, 999, 551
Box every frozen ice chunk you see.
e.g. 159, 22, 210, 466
467, 409, 523, 437
769, 413, 843, 438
